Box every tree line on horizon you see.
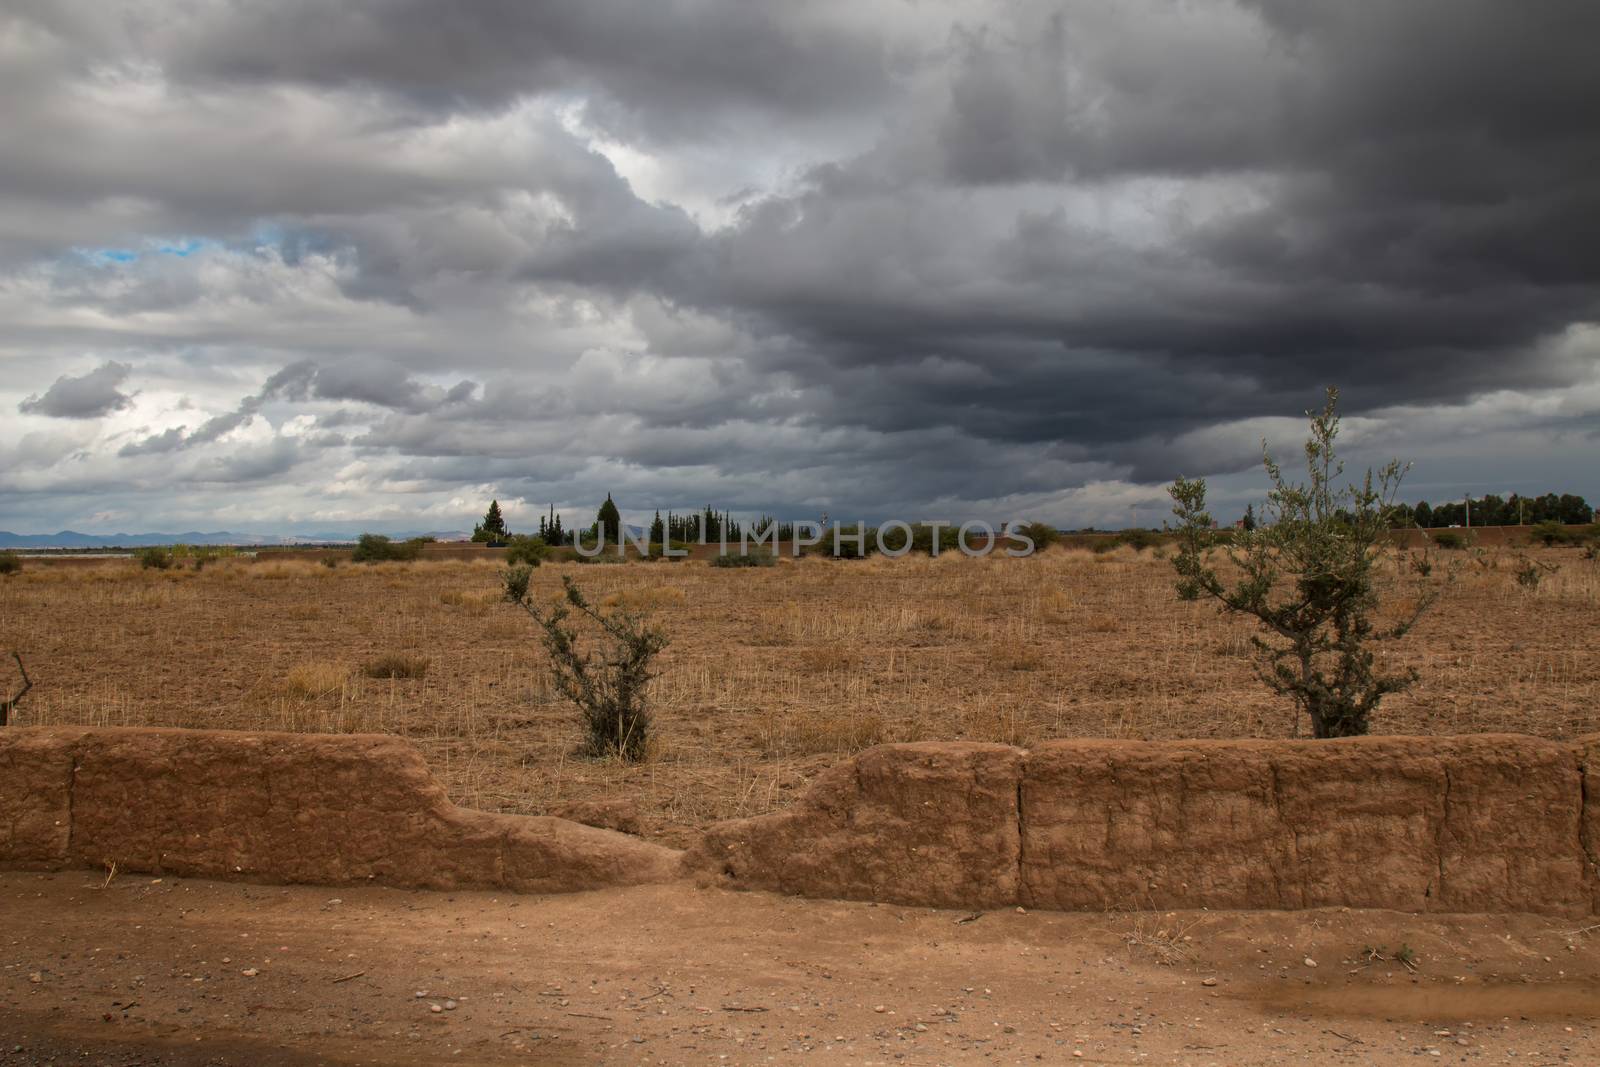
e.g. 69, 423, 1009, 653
1390, 492, 1591, 528
465, 487, 1594, 555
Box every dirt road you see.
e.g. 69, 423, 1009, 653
2, 871, 1597, 1065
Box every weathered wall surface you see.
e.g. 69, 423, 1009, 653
688, 742, 1023, 909
1020, 736, 1588, 915
0, 726, 680, 894
690, 735, 1600, 917
5, 727, 1598, 915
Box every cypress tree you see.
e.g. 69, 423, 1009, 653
596, 494, 622, 543
474, 499, 509, 542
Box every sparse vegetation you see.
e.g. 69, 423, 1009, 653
1, 651, 32, 726
1020, 521, 1059, 550
503, 535, 547, 567
1531, 520, 1577, 547
362, 653, 430, 680
710, 552, 776, 568
504, 572, 669, 762
351, 533, 426, 563
1169, 388, 1441, 739
134, 546, 174, 570
2, 542, 1594, 841
1514, 555, 1559, 591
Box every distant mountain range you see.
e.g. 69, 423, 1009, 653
0, 530, 471, 549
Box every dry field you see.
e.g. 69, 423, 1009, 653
2, 545, 1597, 846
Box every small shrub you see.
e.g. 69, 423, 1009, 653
1019, 521, 1059, 550
1169, 387, 1441, 739
504, 534, 547, 566
170, 544, 234, 571
1513, 555, 1558, 590
134, 546, 173, 570
1117, 528, 1159, 552
362, 653, 430, 680
503, 563, 535, 602
1430, 530, 1466, 550
351, 533, 425, 563
0, 551, 21, 576
710, 552, 776, 568
1529, 520, 1575, 547
504, 574, 668, 762
320, 556, 339, 569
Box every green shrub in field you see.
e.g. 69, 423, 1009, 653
1430, 530, 1467, 550
711, 552, 776, 568
1169, 387, 1443, 739
171, 544, 235, 571
1117, 529, 1160, 552
0, 551, 21, 576
504, 534, 547, 566
134, 546, 173, 570
1020, 521, 1059, 550
351, 533, 426, 563
503, 573, 668, 762
1529, 520, 1575, 547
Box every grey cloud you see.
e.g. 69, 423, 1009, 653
118, 358, 472, 457
155, 0, 895, 141
18, 361, 134, 418
2, 0, 1598, 531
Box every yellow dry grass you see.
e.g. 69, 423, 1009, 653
2, 545, 1596, 846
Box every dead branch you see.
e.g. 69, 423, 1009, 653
1, 651, 32, 726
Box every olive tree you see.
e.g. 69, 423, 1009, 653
1168, 388, 1439, 738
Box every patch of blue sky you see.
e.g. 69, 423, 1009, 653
73, 236, 219, 265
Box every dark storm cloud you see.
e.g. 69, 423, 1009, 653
2, 0, 1597, 530
666, 0, 1600, 465
18, 361, 134, 419
158, 0, 893, 140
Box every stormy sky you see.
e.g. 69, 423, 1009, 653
3, 0, 1597, 535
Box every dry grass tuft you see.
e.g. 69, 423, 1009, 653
362, 653, 430, 680
1123, 909, 1207, 965
280, 661, 351, 699
758, 712, 885, 757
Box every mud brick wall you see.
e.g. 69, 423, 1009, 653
691, 735, 1599, 916
0, 726, 680, 893
5, 727, 1597, 914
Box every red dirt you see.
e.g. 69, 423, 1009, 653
4, 871, 1600, 1065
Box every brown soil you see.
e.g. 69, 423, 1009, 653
4, 871, 1599, 1065
2, 547, 1596, 847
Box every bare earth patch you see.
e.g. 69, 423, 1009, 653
2, 871, 1598, 1065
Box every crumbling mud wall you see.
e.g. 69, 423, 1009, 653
0, 726, 680, 893
690, 734, 1600, 917
6, 727, 1599, 915
1019, 736, 1588, 915
689, 742, 1024, 909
